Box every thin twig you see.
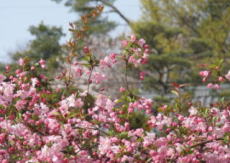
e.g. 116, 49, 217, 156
124, 59, 131, 94
99, 0, 131, 25
87, 66, 94, 93
190, 137, 224, 149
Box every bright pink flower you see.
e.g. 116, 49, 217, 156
139, 71, 146, 80
18, 58, 25, 66
119, 87, 126, 92
100, 53, 117, 68
199, 70, 210, 82
39, 59, 46, 68
199, 70, 209, 78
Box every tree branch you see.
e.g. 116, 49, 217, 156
190, 137, 224, 149
99, 0, 131, 26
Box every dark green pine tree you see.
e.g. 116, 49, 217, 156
50, 0, 230, 99
11, 22, 65, 74
132, 0, 230, 96
52, 0, 121, 36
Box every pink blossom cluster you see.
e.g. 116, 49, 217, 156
121, 35, 150, 67
0, 36, 229, 162
199, 68, 230, 90
199, 70, 210, 82
99, 53, 117, 68
70, 35, 150, 86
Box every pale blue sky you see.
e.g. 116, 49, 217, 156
0, 0, 141, 63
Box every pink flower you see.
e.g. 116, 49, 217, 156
0, 34, 230, 162
98, 137, 120, 156
199, 70, 209, 77
0, 74, 6, 82
133, 128, 144, 137
83, 46, 90, 53
44, 118, 60, 133
18, 58, 25, 66
119, 87, 126, 92
39, 59, 46, 68
222, 122, 230, 133
218, 76, 225, 82
130, 34, 136, 42
143, 53, 149, 59
225, 70, 230, 81
213, 84, 220, 89
189, 107, 198, 116
91, 72, 106, 84
60, 94, 76, 108
99, 53, 117, 68
73, 65, 83, 77
207, 83, 220, 89
139, 71, 146, 80
128, 56, 138, 66
37, 144, 64, 162
138, 38, 146, 47
199, 70, 210, 82
95, 95, 114, 111
121, 155, 134, 162
15, 99, 27, 110
5, 65, 10, 71
31, 66, 35, 70
143, 132, 156, 147
75, 98, 84, 108
0, 133, 6, 144
207, 83, 214, 88
31, 78, 39, 87
121, 40, 129, 47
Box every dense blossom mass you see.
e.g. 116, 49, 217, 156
0, 35, 229, 163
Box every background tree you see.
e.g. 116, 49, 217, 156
50, 0, 230, 101
10, 23, 65, 74
51, 0, 137, 98
132, 0, 230, 99
51, 0, 128, 36
5, 0, 230, 101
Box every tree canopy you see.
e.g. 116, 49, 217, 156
132, 0, 230, 95
10, 23, 64, 74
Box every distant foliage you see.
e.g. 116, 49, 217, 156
0, 4, 229, 163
